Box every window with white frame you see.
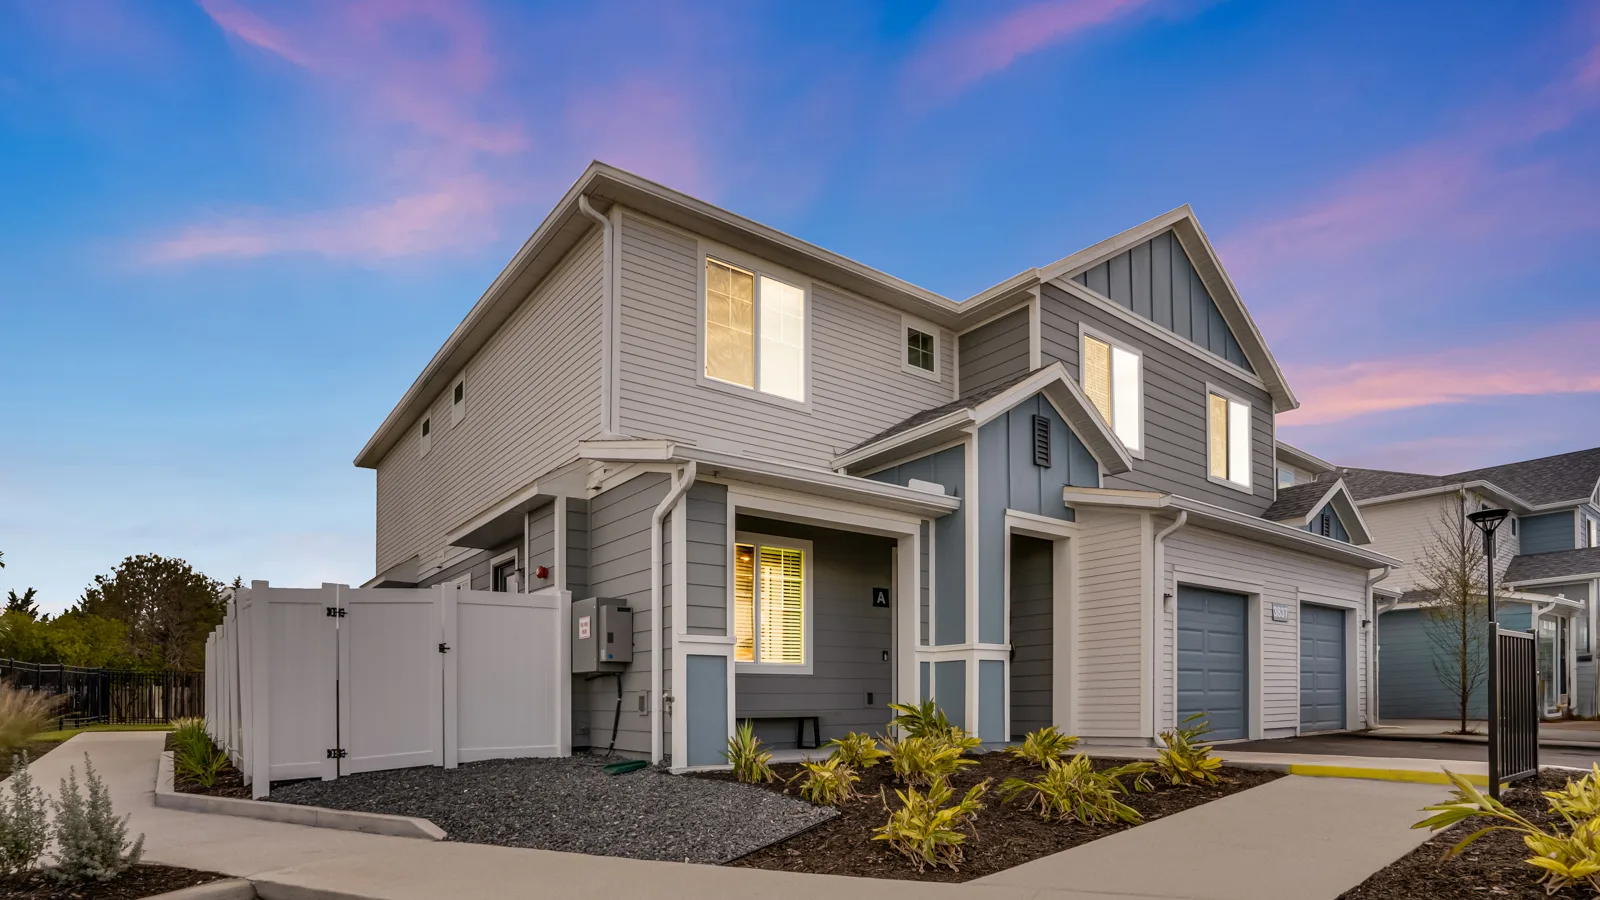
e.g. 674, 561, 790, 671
419, 417, 432, 457
491, 550, 517, 593
1207, 388, 1251, 489
903, 315, 938, 376
1277, 466, 1295, 489
451, 377, 466, 425
1080, 330, 1142, 452
1588, 516, 1598, 549
732, 535, 811, 670
704, 257, 806, 402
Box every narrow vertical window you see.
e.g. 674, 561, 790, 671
732, 537, 809, 669
1081, 332, 1142, 452
705, 259, 756, 389
1208, 394, 1228, 479
758, 276, 806, 402
733, 543, 756, 662
1208, 390, 1251, 489
419, 417, 432, 457
451, 378, 466, 425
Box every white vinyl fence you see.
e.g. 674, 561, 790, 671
204, 582, 570, 798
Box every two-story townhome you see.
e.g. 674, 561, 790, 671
1331, 448, 1600, 721
353, 162, 1399, 767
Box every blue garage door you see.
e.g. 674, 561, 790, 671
1300, 605, 1346, 732
1177, 587, 1248, 741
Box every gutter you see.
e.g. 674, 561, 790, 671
649, 461, 697, 764
576, 195, 619, 437
1365, 567, 1393, 727
1152, 511, 1187, 740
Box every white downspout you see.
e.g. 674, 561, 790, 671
649, 461, 697, 764
576, 195, 619, 438
1152, 511, 1187, 740
1365, 567, 1393, 728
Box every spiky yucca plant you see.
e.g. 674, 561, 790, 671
788, 756, 860, 807
1006, 726, 1079, 768
826, 732, 887, 769
883, 734, 974, 786
999, 754, 1152, 825
724, 720, 775, 784
1155, 714, 1224, 786
872, 777, 990, 872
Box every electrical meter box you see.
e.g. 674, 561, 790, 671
572, 597, 633, 673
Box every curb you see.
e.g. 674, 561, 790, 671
1282, 763, 1489, 787
144, 879, 256, 900
155, 752, 445, 841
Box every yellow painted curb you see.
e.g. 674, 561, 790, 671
1286, 763, 1490, 787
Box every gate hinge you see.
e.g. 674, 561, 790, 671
325, 607, 346, 618
438, 643, 451, 654
326, 748, 347, 759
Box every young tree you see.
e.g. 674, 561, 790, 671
1417, 489, 1491, 735
3, 590, 38, 621
76, 555, 225, 671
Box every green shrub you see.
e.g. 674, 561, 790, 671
1006, 726, 1080, 768
1000, 754, 1152, 825
1417, 769, 1600, 895
884, 734, 974, 786
872, 777, 990, 872
724, 720, 774, 784
1155, 714, 1224, 786
826, 732, 887, 769
168, 718, 208, 751
887, 700, 952, 739
0, 686, 59, 753
0, 752, 49, 875
51, 755, 144, 883
788, 756, 860, 807
172, 729, 230, 789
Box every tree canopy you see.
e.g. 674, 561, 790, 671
77, 554, 226, 671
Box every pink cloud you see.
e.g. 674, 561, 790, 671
903, 0, 1161, 103
1280, 318, 1600, 427
565, 79, 708, 198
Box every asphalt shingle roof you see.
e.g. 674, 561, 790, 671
844, 369, 1040, 455
1504, 547, 1600, 584
1332, 468, 1449, 501
1329, 447, 1600, 506
1262, 482, 1330, 522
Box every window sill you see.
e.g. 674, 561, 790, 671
735, 662, 813, 676
901, 360, 941, 382
696, 373, 812, 414
1206, 472, 1254, 494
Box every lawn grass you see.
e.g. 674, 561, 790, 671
32, 723, 174, 743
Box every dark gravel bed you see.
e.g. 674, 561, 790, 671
1339, 770, 1582, 899
267, 756, 836, 863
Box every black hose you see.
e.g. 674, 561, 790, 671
585, 672, 624, 758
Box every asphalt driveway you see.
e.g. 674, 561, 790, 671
1226, 734, 1600, 769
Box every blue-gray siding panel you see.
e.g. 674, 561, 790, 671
978, 659, 1005, 746
1072, 230, 1251, 371
1177, 587, 1248, 741
1300, 604, 1346, 731
934, 660, 966, 732
867, 445, 966, 645
958, 308, 1031, 396
685, 655, 728, 767
1304, 503, 1351, 543
1378, 608, 1486, 720
1522, 511, 1576, 555
976, 393, 1096, 644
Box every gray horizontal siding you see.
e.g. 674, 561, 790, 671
1040, 283, 1273, 515
1072, 229, 1250, 371
958, 307, 1030, 396
685, 481, 728, 635
1522, 511, 1575, 555
526, 502, 556, 592
1379, 602, 1534, 720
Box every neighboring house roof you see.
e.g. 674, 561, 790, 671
1504, 547, 1600, 585
1447, 447, 1600, 508
1274, 440, 1335, 476
1262, 479, 1373, 545
834, 364, 1135, 477
1336, 467, 1451, 502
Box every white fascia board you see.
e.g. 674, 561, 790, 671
445, 482, 554, 549
1506, 572, 1600, 589
680, 447, 961, 518
830, 410, 975, 471
577, 439, 680, 462
1275, 439, 1335, 475
969, 362, 1134, 475
1034, 206, 1192, 284
1356, 480, 1534, 512
1504, 590, 1585, 610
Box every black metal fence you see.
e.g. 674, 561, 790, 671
0, 659, 203, 726
1493, 627, 1539, 787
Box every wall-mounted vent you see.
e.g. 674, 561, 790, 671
1031, 414, 1051, 467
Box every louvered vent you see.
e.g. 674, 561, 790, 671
1032, 414, 1051, 467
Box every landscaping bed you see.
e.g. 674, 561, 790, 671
1339, 770, 1575, 900
163, 731, 250, 799
705, 753, 1282, 882
0, 743, 58, 780
0, 864, 225, 900
266, 756, 836, 863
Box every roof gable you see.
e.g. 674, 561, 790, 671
1262, 478, 1373, 544
1070, 229, 1253, 373
1445, 447, 1600, 508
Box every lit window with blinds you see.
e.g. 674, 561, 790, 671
732, 537, 810, 669
1081, 333, 1142, 452
704, 257, 806, 402
1207, 390, 1252, 489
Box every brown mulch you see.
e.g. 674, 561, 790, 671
0, 864, 226, 899
163, 732, 250, 799
0, 743, 58, 779
1339, 770, 1573, 899
698, 754, 1282, 882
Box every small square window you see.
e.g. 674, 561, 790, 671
451, 378, 466, 425
907, 328, 934, 372
419, 417, 432, 457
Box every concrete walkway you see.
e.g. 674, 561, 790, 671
1371, 718, 1600, 748
21, 732, 1450, 900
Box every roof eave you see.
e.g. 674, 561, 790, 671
1275, 440, 1335, 475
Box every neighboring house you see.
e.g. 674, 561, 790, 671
353, 162, 1399, 767
1329, 448, 1600, 720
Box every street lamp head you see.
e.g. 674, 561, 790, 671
1468, 507, 1512, 535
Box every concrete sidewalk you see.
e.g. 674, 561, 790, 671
18, 732, 1450, 900
1370, 718, 1600, 749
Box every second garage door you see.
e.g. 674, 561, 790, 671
1177, 587, 1248, 741
1300, 604, 1346, 732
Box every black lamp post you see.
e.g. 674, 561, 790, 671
1468, 506, 1510, 798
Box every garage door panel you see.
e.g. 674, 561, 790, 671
1300, 604, 1346, 732
1177, 587, 1248, 741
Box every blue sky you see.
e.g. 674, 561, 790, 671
2, 0, 1597, 614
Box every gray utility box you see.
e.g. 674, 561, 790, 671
572, 597, 633, 673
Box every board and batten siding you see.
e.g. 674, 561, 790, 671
1161, 523, 1371, 737
1038, 283, 1273, 516
734, 516, 896, 748
614, 213, 955, 467
373, 230, 606, 575
865, 445, 964, 645
1073, 508, 1148, 739
958, 307, 1031, 396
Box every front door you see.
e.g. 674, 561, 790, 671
1539, 617, 1558, 715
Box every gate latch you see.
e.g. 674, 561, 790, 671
438, 643, 451, 654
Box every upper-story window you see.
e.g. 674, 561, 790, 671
1277, 466, 1295, 489
451, 376, 466, 425
1207, 386, 1251, 490
1081, 329, 1142, 453
418, 417, 432, 457
1587, 516, 1598, 549
704, 256, 806, 402
903, 314, 939, 378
